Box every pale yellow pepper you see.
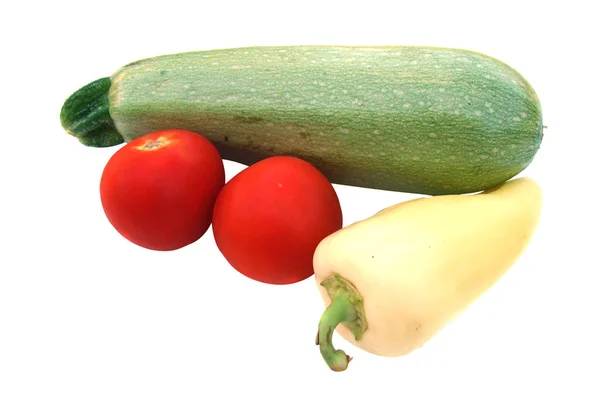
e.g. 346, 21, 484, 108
314, 177, 543, 371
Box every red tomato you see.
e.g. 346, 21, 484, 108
212, 156, 343, 285
100, 129, 225, 251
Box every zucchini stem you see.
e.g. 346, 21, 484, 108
59, 77, 124, 147
316, 273, 368, 372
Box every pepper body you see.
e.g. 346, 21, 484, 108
313, 177, 542, 358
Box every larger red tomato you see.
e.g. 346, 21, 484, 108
212, 156, 343, 285
100, 129, 225, 251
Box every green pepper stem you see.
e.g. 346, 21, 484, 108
316, 294, 357, 371
316, 273, 368, 372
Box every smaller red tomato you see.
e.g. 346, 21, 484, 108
212, 156, 343, 285
100, 129, 225, 251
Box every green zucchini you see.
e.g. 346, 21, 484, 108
60, 45, 543, 195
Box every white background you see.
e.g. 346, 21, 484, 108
2, 1, 599, 399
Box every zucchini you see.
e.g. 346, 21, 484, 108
60, 45, 543, 195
